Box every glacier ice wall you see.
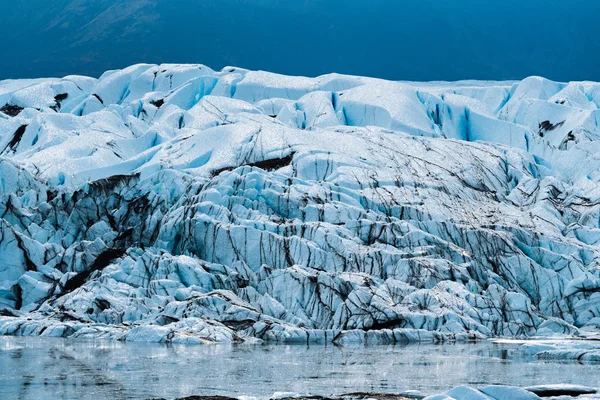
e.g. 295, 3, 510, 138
1, 64, 600, 344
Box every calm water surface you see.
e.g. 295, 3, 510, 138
0, 337, 598, 400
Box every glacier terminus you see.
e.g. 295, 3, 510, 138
1, 64, 600, 347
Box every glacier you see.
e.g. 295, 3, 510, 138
1, 64, 600, 344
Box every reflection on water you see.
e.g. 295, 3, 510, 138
0, 337, 598, 400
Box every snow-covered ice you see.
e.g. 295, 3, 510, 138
1, 64, 600, 343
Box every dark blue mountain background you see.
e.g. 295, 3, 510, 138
1, 0, 599, 81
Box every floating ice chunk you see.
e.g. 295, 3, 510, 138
524, 384, 598, 397
425, 385, 542, 400
480, 385, 540, 400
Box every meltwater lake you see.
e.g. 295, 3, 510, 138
1, 337, 599, 400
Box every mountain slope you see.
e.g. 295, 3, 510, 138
2, 0, 600, 81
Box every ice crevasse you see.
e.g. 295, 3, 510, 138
0, 64, 600, 344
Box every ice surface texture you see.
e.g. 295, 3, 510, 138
1, 64, 600, 344
423, 384, 599, 400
